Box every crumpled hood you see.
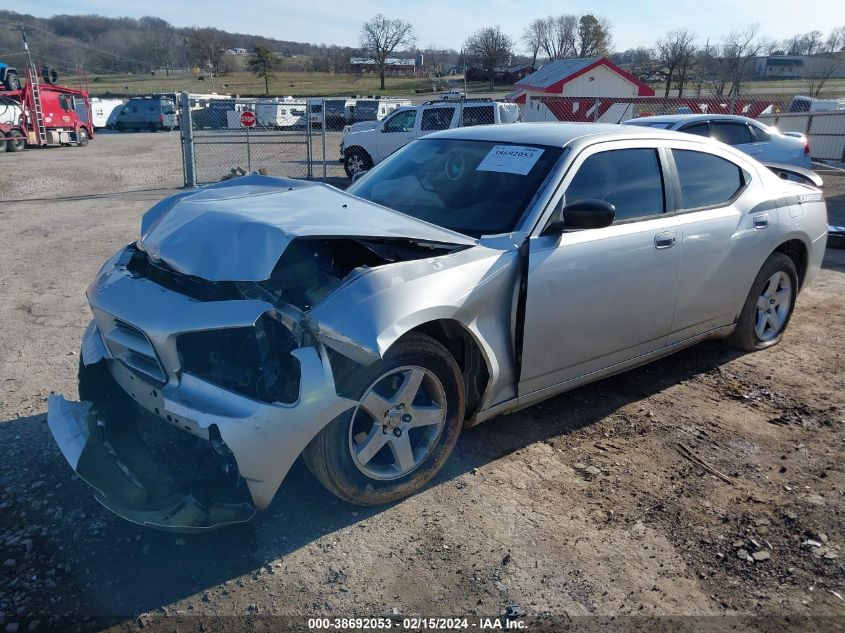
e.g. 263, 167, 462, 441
138, 174, 475, 282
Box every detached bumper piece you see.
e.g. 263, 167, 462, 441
47, 393, 256, 532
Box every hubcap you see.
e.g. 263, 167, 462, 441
754, 271, 791, 341
348, 366, 447, 481
347, 154, 364, 174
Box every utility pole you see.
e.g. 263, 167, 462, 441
208, 59, 215, 92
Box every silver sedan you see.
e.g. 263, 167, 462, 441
48, 123, 828, 530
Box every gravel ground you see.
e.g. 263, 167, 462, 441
0, 133, 844, 633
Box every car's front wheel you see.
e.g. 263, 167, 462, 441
727, 252, 798, 351
303, 333, 465, 505
343, 147, 372, 178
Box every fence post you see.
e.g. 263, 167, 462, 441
593, 97, 599, 122
179, 91, 196, 188
306, 99, 313, 180
321, 98, 327, 182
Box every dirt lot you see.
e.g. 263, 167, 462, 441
0, 133, 843, 633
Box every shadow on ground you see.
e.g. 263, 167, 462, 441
0, 337, 748, 621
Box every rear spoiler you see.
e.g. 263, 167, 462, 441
761, 162, 823, 188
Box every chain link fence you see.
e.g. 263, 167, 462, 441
178, 94, 519, 187
179, 93, 841, 186
523, 96, 788, 124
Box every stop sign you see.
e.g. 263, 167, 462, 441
240, 110, 256, 128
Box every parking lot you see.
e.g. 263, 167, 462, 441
1, 133, 844, 631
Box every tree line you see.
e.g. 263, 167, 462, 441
1, 8, 842, 98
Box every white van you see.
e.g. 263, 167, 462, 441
340, 99, 520, 177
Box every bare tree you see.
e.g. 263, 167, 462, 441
806, 56, 843, 97
425, 46, 454, 88
522, 19, 544, 67
656, 29, 696, 97
576, 14, 613, 58
187, 27, 229, 74
823, 27, 845, 53
532, 15, 578, 60
359, 14, 415, 90
464, 26, 514, 90
704, 25, 766, 100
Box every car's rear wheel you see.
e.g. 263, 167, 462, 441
727, 252, 798, 352
303, 333, 464, 505
343, 147, 372, 178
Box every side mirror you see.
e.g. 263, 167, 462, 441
351, 170, 368, 183
543, 199, 615, 234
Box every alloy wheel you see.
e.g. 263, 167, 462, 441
348, 366, 447, 481
754, 271, 792, 341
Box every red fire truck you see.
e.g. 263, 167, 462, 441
0, 63, 93, 153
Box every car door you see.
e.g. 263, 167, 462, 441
666, 146, 775, 344
379, 109, 418, 158
519, 143, 682, 395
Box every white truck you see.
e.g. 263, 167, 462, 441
340, 99, 520, 177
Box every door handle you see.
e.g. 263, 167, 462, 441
753, 214, 769, 229
654, 231, 676, 249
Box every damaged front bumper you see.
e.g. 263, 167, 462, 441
47, 253, 355, 531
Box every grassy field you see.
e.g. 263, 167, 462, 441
82, 70, 444, 98
75, 70, 845, 101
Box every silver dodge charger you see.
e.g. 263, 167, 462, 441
48, 123, 828, 530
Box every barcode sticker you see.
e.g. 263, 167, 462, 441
476, 145, 544, 175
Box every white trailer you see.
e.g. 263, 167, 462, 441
90, 98, 124, 129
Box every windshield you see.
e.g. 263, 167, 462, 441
347, 138, 563, 237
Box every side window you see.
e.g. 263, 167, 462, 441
679, 122, 710, 137
672, 149, 744, 209
421, 107, 455, 131
750, 125, 770, 142
383, 110, 416, 133
462, 106, 494, 126
712, 122, 753, 145
565, 148, 665, 222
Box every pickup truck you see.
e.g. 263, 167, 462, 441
340, 99, 520, 177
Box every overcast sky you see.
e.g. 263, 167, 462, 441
6, 0, 845, 51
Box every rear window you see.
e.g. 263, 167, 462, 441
421, 107, 454, 131
672, 149, 744, 209
462, 106, 495, 126
679, 122, 710, 137
712, 122, 753, 145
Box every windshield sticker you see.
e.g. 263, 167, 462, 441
476, 145, 544, 175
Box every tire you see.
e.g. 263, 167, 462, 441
726, 252, 798, 352
75, 127, 89, 147
6, 131, 25, 152
115, 122, 125, 132
149, 123, 158, 133
303, 333, 465, 506
0, 135, 6, 153
343, 147, 373, 178
4, 71, 20, 91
